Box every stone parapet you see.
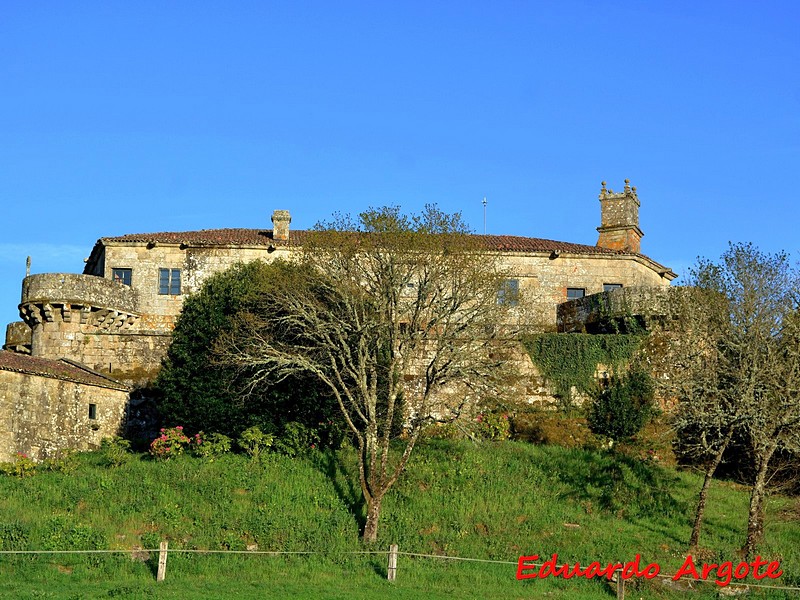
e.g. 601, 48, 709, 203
557, 286, 673, 333
4, 321, 32, 354
22, 273, 139, 312
20, 273, 140, 332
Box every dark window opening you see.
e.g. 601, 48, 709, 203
112, 268, 132, 286
603, 283, 623, 292
88, 404, 97, 420
497, 279, 520, 306
567, 287, 585, 300
159, 268, 181, 295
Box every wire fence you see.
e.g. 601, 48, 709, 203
1, 545, 799, 597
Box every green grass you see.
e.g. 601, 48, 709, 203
0, 441, 798, 598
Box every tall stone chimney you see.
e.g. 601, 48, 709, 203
596, 179, 643, 253
271, 210, 291, 242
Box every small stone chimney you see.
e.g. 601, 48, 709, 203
271, 210, 291, 242
596, 179, 643, 253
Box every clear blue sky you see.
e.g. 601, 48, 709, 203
1, 1, 798, 329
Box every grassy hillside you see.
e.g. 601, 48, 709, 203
0, 440, 797, 599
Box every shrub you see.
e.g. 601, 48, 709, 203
0, 453, 38, 478
474, 412, 511, 441
238, 426, 274, 458
274, 421, 320, 457
39, 449, 79, 474
154, 261, 344, 442
149, 426, 191, 460
0, 522, 29, 550
99, 436, 132, 467
191, 432, 232, 459
511, 411, 595, 448
587, 368, 654, 442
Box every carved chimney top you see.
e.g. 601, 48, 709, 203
599, 178, 639, 203
597, 179, 642, 253
271, 210, 291, 242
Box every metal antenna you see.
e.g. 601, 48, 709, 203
482, 197, 487, 234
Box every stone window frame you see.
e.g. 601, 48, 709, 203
566, 287, 585, 300
159, 268, 182, 295
112, 268, 132, 286
603, 283, 623, 292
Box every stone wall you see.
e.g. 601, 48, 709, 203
96, 243, 296, 324
95, 243, 671, 334
500, 251, 671, 331
0, 358, 130, 461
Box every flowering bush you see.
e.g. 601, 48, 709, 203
475, 412, 511, 441
149, 426, 191, 460
0, 453, 38, 478
644, 448, 662, 464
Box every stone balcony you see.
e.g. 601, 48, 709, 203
557, 286, 674, 333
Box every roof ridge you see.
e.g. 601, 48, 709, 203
0, 351, 130, 391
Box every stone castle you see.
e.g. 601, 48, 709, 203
0, 180, 675, 460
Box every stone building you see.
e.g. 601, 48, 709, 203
2, 180, 675, 459
0, 351, 130, 461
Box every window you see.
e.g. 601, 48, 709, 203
159, 268, 181, 295
603, 283, 623, 292
88, 403, 97, 420
112, 268, 132, 286
497, 279, 519, 306
566, 287, 585, 300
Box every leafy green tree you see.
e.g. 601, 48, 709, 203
587, 368, 654, 442
155, 261, 340, 441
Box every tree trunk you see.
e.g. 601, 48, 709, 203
362, 492, 384, 543
743, 442, 777, 558
689, 429, 733, 551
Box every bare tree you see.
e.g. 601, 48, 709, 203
217, 205, 519, 542
649, 284, 739, 551
656, 243, 800, 556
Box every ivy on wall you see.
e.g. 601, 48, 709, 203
522, 333, 644, 410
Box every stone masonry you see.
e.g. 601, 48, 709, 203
0, 351, 130, 461
2, 180, 676, 458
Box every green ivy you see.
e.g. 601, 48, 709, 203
522, 333, 644, 410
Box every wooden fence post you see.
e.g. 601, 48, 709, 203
157, 541, 168, 582
387, 544, 398, 581
615, 566, 625, 600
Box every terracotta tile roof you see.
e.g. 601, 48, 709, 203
470, 234, 622, 255
0, 351, 129, 391
103, 228, 298, 247
102, 229, 626, 256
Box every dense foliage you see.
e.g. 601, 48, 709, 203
154, 261, 342, 443
587, 368, 654, 442
522, 333, 643, 410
